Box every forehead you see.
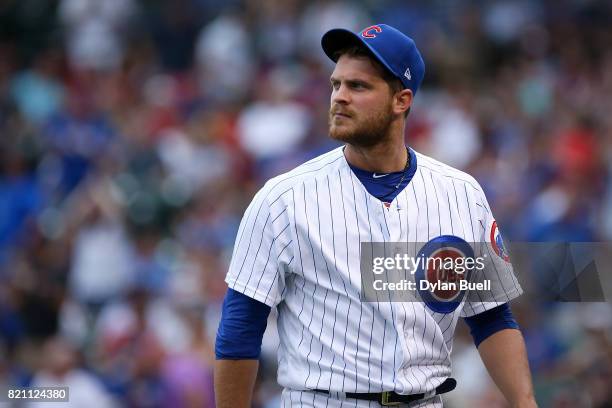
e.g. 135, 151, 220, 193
330, 54, 386, 82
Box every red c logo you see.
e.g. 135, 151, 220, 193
361, 25, 382, 39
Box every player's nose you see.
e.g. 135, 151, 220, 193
331, 83, 350, 105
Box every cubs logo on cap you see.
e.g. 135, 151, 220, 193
361, 25, 382, 38
321, 23, 426, 95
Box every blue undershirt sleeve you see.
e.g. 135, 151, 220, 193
463, 303, 519, 347
215, 288, 272, 359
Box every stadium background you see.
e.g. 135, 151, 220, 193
1, 0, 611, 406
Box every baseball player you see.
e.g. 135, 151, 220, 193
215, 24, 537, 407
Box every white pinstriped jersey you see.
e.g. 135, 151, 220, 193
225, 146, 522, 402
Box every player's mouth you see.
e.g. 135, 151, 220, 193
331, 110, 352, 119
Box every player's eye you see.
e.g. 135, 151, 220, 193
349, 81, 367, 90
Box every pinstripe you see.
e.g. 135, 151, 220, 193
273, 255, 293, 303
410, 183, 429, 379
234, 211, 269, 283
313, 177, 334, 389
416, 169, 438, 383
349, 173, 365, 392
303, 181, 321, 388
425, 168, 446, 368
380, 209, 400, 387
247, 222, 290, 297
462, 183, 479, 316
419, 170, 430, 237
428, 169, 452, 366
428, 169, 442, 236
446, 180, 454, 233
463, 184, 476, 242
337, 168, 352, 391
410, 182, 432, 384
323, 175, 343, 390
363, 190, 376, 393
373, 207, 390, 389
396, 194, 419, 394
451, 179, 467, 238
256, 238, 292, 301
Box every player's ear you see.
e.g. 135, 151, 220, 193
394, 89, 413, 116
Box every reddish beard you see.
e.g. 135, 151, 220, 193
328, 103, 396, 147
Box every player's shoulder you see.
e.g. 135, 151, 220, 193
414, 150, 483, 193
256, 146, 345, 204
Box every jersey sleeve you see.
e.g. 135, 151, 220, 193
460, 187, 523, 318
225, 184, 292, 308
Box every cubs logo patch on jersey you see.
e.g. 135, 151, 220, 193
489, 220, 510, 262
415, 235, 475, 314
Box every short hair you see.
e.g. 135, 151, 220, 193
333, 45, 410, 117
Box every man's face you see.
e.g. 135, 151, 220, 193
328, 54, 397, 147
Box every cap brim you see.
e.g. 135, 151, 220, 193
321, 29, 364, 62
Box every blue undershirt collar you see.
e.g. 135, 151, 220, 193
347, 146, 417, 205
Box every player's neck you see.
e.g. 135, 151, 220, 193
344, 139, 408, 173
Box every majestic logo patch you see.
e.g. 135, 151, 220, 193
361, 25, 382, 39
415, 236, 474, 314
490, 220, 510, 262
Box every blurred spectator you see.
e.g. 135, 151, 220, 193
10, 48, 65, 125
68, 181, 136, 305
26, 336, 116, 408
145, 0, 202, 72
160, 305, 215, 407
417, 92, 482, 169
0, 138, 44, 254
298, 0, 369, 62
237, 66, 311, 162
59, 0, 139, 71
195, 12, 254, 102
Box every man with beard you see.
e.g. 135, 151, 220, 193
214, 24, 537, 407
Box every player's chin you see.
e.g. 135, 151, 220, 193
329, 128, 353, 143
329, 123, 355, 142
330, 127, 384, 148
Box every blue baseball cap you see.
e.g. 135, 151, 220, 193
321, 24, 425, 95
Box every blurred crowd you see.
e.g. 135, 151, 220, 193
1, 0, 611, 407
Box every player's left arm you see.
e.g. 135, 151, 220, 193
464, 185, 535, 406
477, 327, 537, 408
463, 303, 536, 407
